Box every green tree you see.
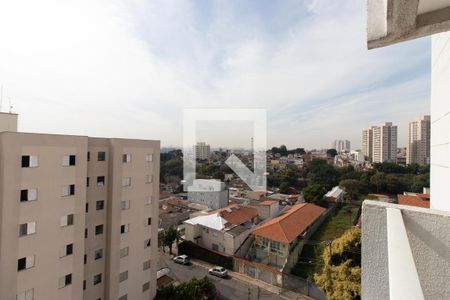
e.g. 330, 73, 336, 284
160, 226, 181, 255
314, 227, 361, 300
326, 149, 338, 157
307, 159, 340, 190
303, 183, 327, 206
155, 276, 217, 300
370, 172, 386, 193
339, 179, 362, 201
279, 182, 290, 194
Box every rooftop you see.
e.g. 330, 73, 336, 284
397, 194, 430, 208
252, 203, 326, 243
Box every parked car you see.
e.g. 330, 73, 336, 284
173, 254, 190, 265
208, 266, 228, 278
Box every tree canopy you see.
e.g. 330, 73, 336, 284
155, 276, 217, 300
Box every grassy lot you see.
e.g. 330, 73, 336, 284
291, 203, 360, 280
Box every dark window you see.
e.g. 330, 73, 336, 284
84, 254, 87, 264
65, 274, 72, 286
87, 152, 90, 161
17, 257, 26, 271
95, 225, 103, 235
66, 243, 73, 256
97, 176, 105, 187
20, 190, 28, 201
94, 249, 103, 260
85, 203, 89, 213
147, 218, 151, 226
96, 200, 104, 210
97, 152, 106, 161
85, 228, 88, 238
69, 184, 75, 195
93, 273, 102, 285
87, 177, 90, 187
21, 155, 30, 167
83, 280, 86, 290
69, 155, 76, 166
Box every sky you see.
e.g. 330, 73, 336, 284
0, 0, 430, 149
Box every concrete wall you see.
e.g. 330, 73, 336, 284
0, 112, 18, 132
362, 200, 450, 299
431, 31, 450, 212
188, 190, 228, 210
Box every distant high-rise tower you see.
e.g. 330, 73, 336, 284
333, 139, 351, 153
362, 128, 374, 161
372, 122, 398, 163
407, 115, 430, 166
194, 142, 211, 160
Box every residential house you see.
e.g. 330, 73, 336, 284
324, 186, 345, 204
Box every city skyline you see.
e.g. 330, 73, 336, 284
0, 1, 430, 149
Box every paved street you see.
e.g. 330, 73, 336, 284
159, 254, 285, 300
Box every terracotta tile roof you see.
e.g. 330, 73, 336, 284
398, 194, 430, 208
252, 203, 326, 243
368, 193, 391, 199
214, 205, 258, 225
416, 193, 430, 200
259, 200, 277, 206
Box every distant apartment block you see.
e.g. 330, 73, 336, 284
407, 115, 430, 166
0, 113, 159, 300
194, 142, 210, 160
332, 139, 350, 153
363, 122, 397, 163
187, 179, 229, 210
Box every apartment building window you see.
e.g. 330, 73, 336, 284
20, 189, 37, 202
145, 196, 152, 206
143, 259, 151, 270
19, 222, 36, 237
120, 224, 129, 234
145, 217, 151, 226
118, 295, 128, 300
58, 274, 72, 289
120, 246, 129, 258
95, 224, 103, 235
62, 155, 76, 166
96, 200, 104, 210
122, 177, 131, 187
261, 237, 269, 248
270, 241, 281, 253
145, 154, 153, 162
87, 151, 90, 161
21, 155, 38, 168
60, 214, 74, 227
83, 280, 86, 290
84, 254, 87, 264
121, 200, 130, 210
97, 151, 106, 161
62, 184, 75, 197
145, 175, 153, 184
93, 273, 102, 285
97, 176, 105, 187
17, 255, 35, 271
94, 248, 103, 260
85, 203, 89, 213
119, 270, 128, 282
144, 238, 151, 249
60, 243, 73, 257
16, 288, 34, 300
85, 228, 88, 238
122, 154, 132, 163
142, 281, 150, 292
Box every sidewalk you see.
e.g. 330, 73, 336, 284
190, 258, 314, 300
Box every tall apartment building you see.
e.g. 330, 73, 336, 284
362, 127, 374, 161
0, 113, 159, 300
332, 139, 351, 153
407, 115, 431, 166
194, 142, 210, 160
372, 122, 397, 163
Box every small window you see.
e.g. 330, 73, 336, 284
97, 176, 105, 187
17, 288, 34, 300
145, 154, 153, 162
87, 177, 90, 187
84, 254, 87, 264
61, 243, 73, 257
87, 151, 90, 161
143, 281, 150, 292
144, 238, 151, 249
85, 228, 88, 238
122, 177, 131, 187
20, 189, 37, 202
19, 222, 36, 237
143, 259, 151, 270
121, 200, 130, 210
94, 248, 103, 260
119, 270, 128, 282
120, 224, 129, 234
120, 246, 129, 258
119, 295, 128, 300
21, 155, 38, 168
85, 202, 89, 213
58, 274, 72, 289
145, 196, 152, 206
95, 224, 104, 235
145, 217, 151, 226
83, 280, 86, 290
97, 152, 106, 161
122, 154, 132, 163
62, 184, 75, 197
96, 200, 104, 210
93, 273, 102, 285
145, 175, 153, 184
17, 255, 35, 271
60, 214, 74, 227
63, 155, 76, 166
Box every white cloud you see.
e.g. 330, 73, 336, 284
0, 0, 430, 149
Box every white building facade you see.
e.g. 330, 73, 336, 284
407, 115, 431, 166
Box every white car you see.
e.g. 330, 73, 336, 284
208, 266, 228, 278
173, 255, 190, 265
